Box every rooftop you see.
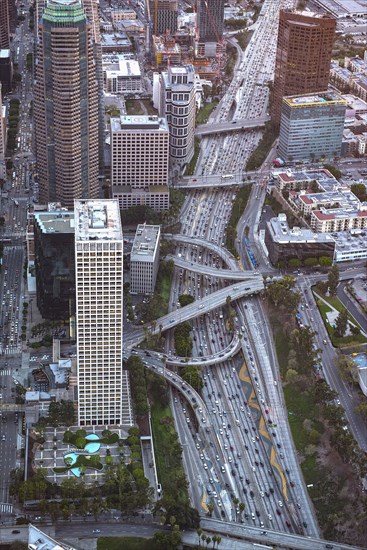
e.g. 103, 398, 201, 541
284, 91, 346, 107
29, 523, 76, 550
103, 54, 141, 77
111, 115, 169, 132
74, 199, 122, 242
34, 211, 75, 234
131, 224, 160, 261
267, 214, 335, 244
313, 0, 367, 17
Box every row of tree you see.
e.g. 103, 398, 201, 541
126, 356, 149, 416
174, 321, 193, 357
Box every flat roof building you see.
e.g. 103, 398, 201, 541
102, 53, 142, 94
130, 224, 161, 295
111, 115, 170, 211
265, 213, 336, 266
33, 211, 75, 321
278, 91, 346, 162
273, 10, 336, 125
75, 199, 132, 427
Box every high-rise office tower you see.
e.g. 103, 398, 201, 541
75, 199, 126, 427
34, 0, 99, 208
273, 10, 336, 125
197, 0, 225, 56
33, 210, 75, 320
159, 65, 196, 171
278, 91, 346, 162
150, 0, 178, 35
111, 114, 170, 210
0, 0, 9, 48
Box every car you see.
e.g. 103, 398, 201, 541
93, 529, 101, 534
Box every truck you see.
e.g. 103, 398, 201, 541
273, 157, 285, 167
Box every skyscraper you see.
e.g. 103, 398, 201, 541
0, 0, 9, 48
197, 0, 225, 56
34, 0, 99, 208
159, 65, 196, 171
75, 199, 127, 427
150, 0, 178, 35
33, 210, 75, 320
272, 10, 336, 125
111, 114, 170, 211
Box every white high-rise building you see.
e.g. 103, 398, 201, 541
130, 224, 161, 295
75, 199, 128, 426
158, 64, 196, 171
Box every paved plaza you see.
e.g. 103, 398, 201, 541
33, 426, 131, 484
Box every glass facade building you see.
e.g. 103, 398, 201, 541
33, 212, 75, 320
278, 91, 346, 162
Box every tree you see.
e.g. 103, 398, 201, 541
334, 307, 348, 338
327, 264, 339, 296
335, 355, 358, 384
351, 183, 367, 202
178, 294, 195, 307
355, 402, 367, 420
318, 256, 333, 267
323, 164, 341, 180
288, 258, 301, 268
304, 257, 318, 267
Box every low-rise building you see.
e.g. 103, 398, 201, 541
101, 32, 132, 53
265, 214, 335, 265
130, 224, 161, 295
110, 8, 137, 22
102, 53, 142, 94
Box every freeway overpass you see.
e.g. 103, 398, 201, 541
199, 518, 360, 550
149, 280, 263, 336
165, 234, 239, 270
166, 255, 259, 280
126, 279, 263, 348
195, 116, 269, 136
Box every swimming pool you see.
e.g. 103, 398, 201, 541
84, 433, 101, 453
63, 434, 101, 476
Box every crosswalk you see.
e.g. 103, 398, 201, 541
0, 503, 13, 514
1, 346, 21, 355
0, 369, 11, 376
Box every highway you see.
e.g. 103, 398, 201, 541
195, 116, 269, 136
158, 0, 326, 543
165, 233, 240, 270
165, 254, 260, 280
